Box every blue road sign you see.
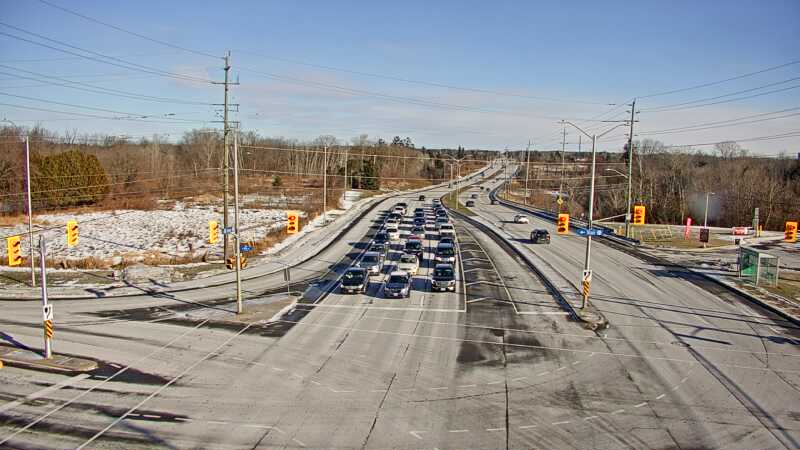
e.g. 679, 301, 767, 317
240, 244, 253, 252
223, 227, 234, 234
576, 228, 605, 237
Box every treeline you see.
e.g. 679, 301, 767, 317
511, 141, 800, 230
0, 127, 492, 213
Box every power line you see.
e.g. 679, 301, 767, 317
641, 77, 800, 112
656, 131, 800, 149
0, 101, 212, 125
638, 107, 800, 136
0, 65, 213, 106
0, 24, 213, 84
34, 0, 221, 60
637, 59, 800, 99
236, 49, 614, 106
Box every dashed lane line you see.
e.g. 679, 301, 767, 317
634, 402, 648, 408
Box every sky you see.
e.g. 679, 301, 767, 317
1, 0, 798, 154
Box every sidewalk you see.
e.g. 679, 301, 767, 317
0, 345, 98, 373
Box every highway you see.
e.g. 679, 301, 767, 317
1, 162, 799, 449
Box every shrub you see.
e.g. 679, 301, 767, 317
32, 149, 110, 207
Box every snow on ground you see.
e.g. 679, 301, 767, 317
1, 201, 294, 263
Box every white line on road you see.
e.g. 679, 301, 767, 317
0, 373, 89, 415
292, 438, 306, 447
572, 360, 581, 365
583, 415, 599, 421
207, 420, 228, 425
551, 421, 571, 426
511, 377, 526, 382
487, 427, 506, 431
556, 367, 566, 371
634, 402, 648, 408
458, 384, 476, 388
449, 429, 469, 433
537, 371, 549, 376
409, 431, 424, 440
656, 394, 666, 400
487, 380, 503, 385
611, 409, 625, 415
519, 424, 537, 429
431, 386, 448, 390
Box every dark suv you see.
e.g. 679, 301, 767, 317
530, 229, 551, 244
341, 267, 368, 294
431, 263, 456, 292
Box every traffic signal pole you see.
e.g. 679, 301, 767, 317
38, 235, 51, 358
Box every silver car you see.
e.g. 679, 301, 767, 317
359, 251, 383, 276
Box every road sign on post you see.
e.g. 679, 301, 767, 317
240, 244, 253, 252
700, 227, 710, 243
576, 228, 604, 237
66, 220, 78, 247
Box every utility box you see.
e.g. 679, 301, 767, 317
738, 247, 780, 287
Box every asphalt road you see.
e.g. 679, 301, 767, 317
1, 161, 798, 450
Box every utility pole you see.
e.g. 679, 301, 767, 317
222, 52, 232, 261
524, 140, 531, 205
233, 132, 243, 314
344, 145, 348, 191
625, 98, 637, 238
323, 145, 328, 225
24, 133, 35, 287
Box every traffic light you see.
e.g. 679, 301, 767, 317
226, 255, 248, 270
633, 205, 646, 225
6, 235, 22, 266
286, 210, 300, 234
557, 213, 569, 234
786, 221, 798, 242
208, 220, 219, 244
66, 220, 78, 247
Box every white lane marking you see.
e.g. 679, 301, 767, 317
94, 376, 108, 379
208, 420, 228, 425
458, 384, 477, 388
0, 373, 89, 415
409, 431, 424, 440
241, 424, 271, 429
572, 361, 581, 365
634, 402, 648, 408
487, 380, 503, 385
556, 367, 566, 371
512, 377, 527, 382
174, 417, 191, 422
142, 414, 160, 419
310, 380, 322, 386
611, 409, 625, 415
656, 394, 666, 400
551, 421, 571, 426
449, 429, 469, 433
588, 353, 595, 357
537, 371, 549, 376
680, 377, 688, 383
431, 386, 448, 390
583, 415, 599, 421
519, 424, 537, 429
671, 385, 680, 391
292, 438, 306, 447
371, 389, 387, 393
487, 427, 506, 431
271, 367, 285, 372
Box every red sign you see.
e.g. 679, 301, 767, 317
684, 217, 692, 239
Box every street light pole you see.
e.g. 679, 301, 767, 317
703, 192, 714, 249
323, 145, 328, 225
524, 140, 531, 205
562, 120, 628, 310
233, 132, 243, 314
2, 119, 35, 287
625, 99, 636, 238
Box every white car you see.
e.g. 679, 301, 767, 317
386, 226, 400, 241
396, 253, 419, 276
513, 214, 529, 224
438, 223, 455, 237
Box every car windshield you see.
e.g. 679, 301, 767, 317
388, 275, 408, 284
406, 241, 421, 248
434, 267, 454, 278
438, 247, 455, 257
344, 271, 365, 282
363, 255, 379, 263
400, 255, 417, 264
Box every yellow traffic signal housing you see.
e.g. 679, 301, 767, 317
557, 213, 569, 234
209, 220, 219, 244
633, 205, 646, 225
66, 220, 78, 247
786, 221, 798, 242
6, 235, 22, 266
286, 210, 300, 234
226, 255, 248, 270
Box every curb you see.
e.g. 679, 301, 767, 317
0, 346, 98, 374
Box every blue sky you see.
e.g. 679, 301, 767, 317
1, 0, 798, 154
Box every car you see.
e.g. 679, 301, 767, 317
436, 209, 447, 217
491, 198, 497, 205
410, 226, 426, 239
431, 263, 456, 292
436, 216, 450, 226
341, 267, 368, 294
413, 217, 426, 226
384, 271, 412, 298
465, 200, 476, 207
397, 253, 420, 275
439, 236, 455, 246
530, 229, 551, 244
396, 202, 408, 215
386, 225, 401, 241
359, 252, 383, 276
404, 239, 423, 256
370, 242, 388, 255
432, 198, 441, 204
439, 223, 455, 237
425, 220, 437, 231
435, 243, 456, 263
414, 207, 425, 214
513, 214, 530, 224
374, 232, 389, 244
388, 212, 402, 221
418, 195, 426, 201
470, 193, 478, 199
